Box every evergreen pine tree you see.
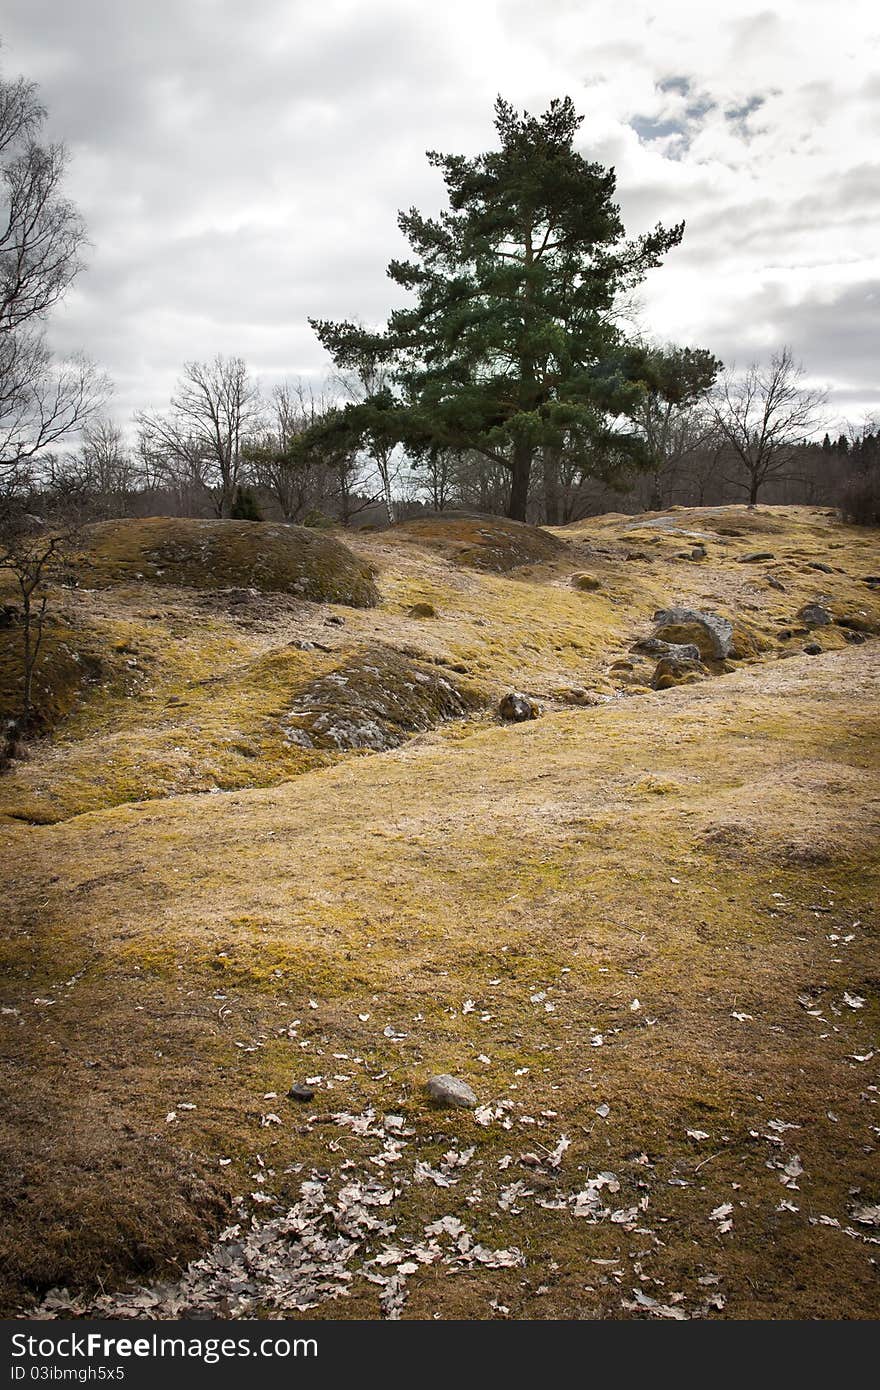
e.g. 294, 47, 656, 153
310, 97, 691, 520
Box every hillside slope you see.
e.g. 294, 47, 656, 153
0, 505, 878, 1320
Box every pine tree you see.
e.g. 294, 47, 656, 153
310, 97, 689, 521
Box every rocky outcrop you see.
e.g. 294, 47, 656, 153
652, 608, 734, 662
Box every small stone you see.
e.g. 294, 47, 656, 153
290, 639, 316, 650
499, 692, 540, 722
287, 1083, 315, 1102
803, 643, 822, 656
738, 552, 775, 563
766, 576, 786, 592
807, 562, 834, 573
408, 601, 437, 618
797, 604, 832, 627
325, 615, 345, 626
425, 1074, 478, 1109
690, 545, 706, 560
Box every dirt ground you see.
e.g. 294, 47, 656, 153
1, 504, 878, 1319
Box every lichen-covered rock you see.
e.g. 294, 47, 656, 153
282, 647, 482, 751
652, 607, 734, 661
651, 654, 709, 690
76, 517, 379, 607
425, 1075, 478, 1109
499, 692, 540, 722
395, 514, 565, 573
633, 637, 702, 663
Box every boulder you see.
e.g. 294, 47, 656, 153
651, 654, 708, 690
425, 1074, 478, 1109
652, 607, 734, 661
500, 692, 540, 722
798, 603, 832, 627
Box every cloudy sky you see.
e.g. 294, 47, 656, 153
2, 0, 878, 433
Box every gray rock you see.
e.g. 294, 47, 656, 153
652, 607, 734, 660
631, 637, 701, 662
500, 692, 540, 722
807, 562, 834, 573
797, 604, 832, 628
287, 1083, 315, 1102
766, 576, 786, 592
738, 551, 775, 563
425, 1074, 478, 1109
803, 643, 822, 655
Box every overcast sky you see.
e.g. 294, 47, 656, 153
2, 0, 878, 434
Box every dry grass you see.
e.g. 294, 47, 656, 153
0, 505, 878, 1319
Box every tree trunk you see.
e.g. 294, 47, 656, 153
542, 446, 561, 525
649, 469, 664, 511
748, 474, 759, 507
508, 440, 533, 522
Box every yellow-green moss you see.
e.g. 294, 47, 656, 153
75, 517, 379, 606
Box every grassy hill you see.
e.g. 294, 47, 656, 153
0, 506, 878, 1319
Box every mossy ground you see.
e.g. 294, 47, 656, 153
0, 505, 879, 1319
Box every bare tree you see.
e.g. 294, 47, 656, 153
0, 62, 106, 490
335, 348, 401, 525
712, 347, 826, 507
61, 416, 135, 516
136, 356, 263, 517
249, 382, 334, 521
0, 500, 78, 739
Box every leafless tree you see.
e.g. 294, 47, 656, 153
249, 381, 334, 521
0, 500, 78, 739
712, 347, 826, 507
335, 351, 401, 525
60, 416, 135, 516
135, 355, 263, 517
633, 393, 718, 511
0, 62, 106, 491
